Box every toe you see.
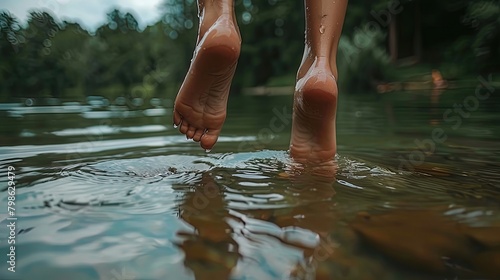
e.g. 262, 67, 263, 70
173, 110, 182, 127
179, 121, 189, 134
186, 126, 196, 139
192, 129, 204, 142
200, 129, 220, 150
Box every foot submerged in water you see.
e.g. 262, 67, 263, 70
290, 57, 338, 163
173, 14, 241, 150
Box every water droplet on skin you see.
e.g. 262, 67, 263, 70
205, 149, 211, 153
319, 25, 325, 34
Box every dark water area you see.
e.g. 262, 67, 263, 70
0, 88, 499, 279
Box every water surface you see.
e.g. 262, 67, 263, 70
1, 89, 499, 279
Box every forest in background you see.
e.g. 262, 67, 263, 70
0, 0, 499, 102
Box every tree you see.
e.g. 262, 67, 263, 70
49, 21, 91, 98
95, 9, 145, 96
465, 0, 500, 71
161, 0, 197, 33
0, 12, 22, 99
235, 0, 304, 87
7, 11, 61, 98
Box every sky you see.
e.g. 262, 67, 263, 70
1, 0, 164, 31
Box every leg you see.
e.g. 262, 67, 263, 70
173, 0, 241, 150
290, 0, 348, 162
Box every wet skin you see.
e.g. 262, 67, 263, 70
173, 0, 348, 163
173, 9, 240, 150
290, 0, 347, 163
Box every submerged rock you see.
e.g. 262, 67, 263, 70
350, 209, 500, 278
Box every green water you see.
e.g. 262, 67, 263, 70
0, 88, 499, 279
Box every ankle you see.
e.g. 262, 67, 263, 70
198, 9, 237, 43
329, 58, 338, 80
297, 50, 339, 80
199, 1, 234, 24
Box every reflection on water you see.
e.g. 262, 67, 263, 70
0, 90, 499, 279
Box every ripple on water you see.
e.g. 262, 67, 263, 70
3, 149, 500, 279
10, 149, 498, 218
16, 155, 212, 216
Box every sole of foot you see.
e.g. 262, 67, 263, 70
289, 57, 338, 164
173, 15, 241, 151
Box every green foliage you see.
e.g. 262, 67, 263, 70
0, 11, 21, 99
11, 11, 62, 97
266, 74, 296, 87
442, 36, 476, 79
234, 0, 303, 88
338, 24, 395, 91
1, 0, 499, 102
161, 0, 197, 32
465, 0, 500, 70
439, 0, 500, 76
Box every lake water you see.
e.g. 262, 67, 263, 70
0, 88, 499, 280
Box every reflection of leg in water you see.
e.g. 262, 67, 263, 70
263, 165, 361, 278
173, 0, 241, 150
290, 0, 348, 163
176, 172, 238, 279
430, 88, 443, 126
279, 164, 356, 278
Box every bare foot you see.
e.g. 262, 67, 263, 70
173, 15, 241, 150
290, 57, 338, 163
